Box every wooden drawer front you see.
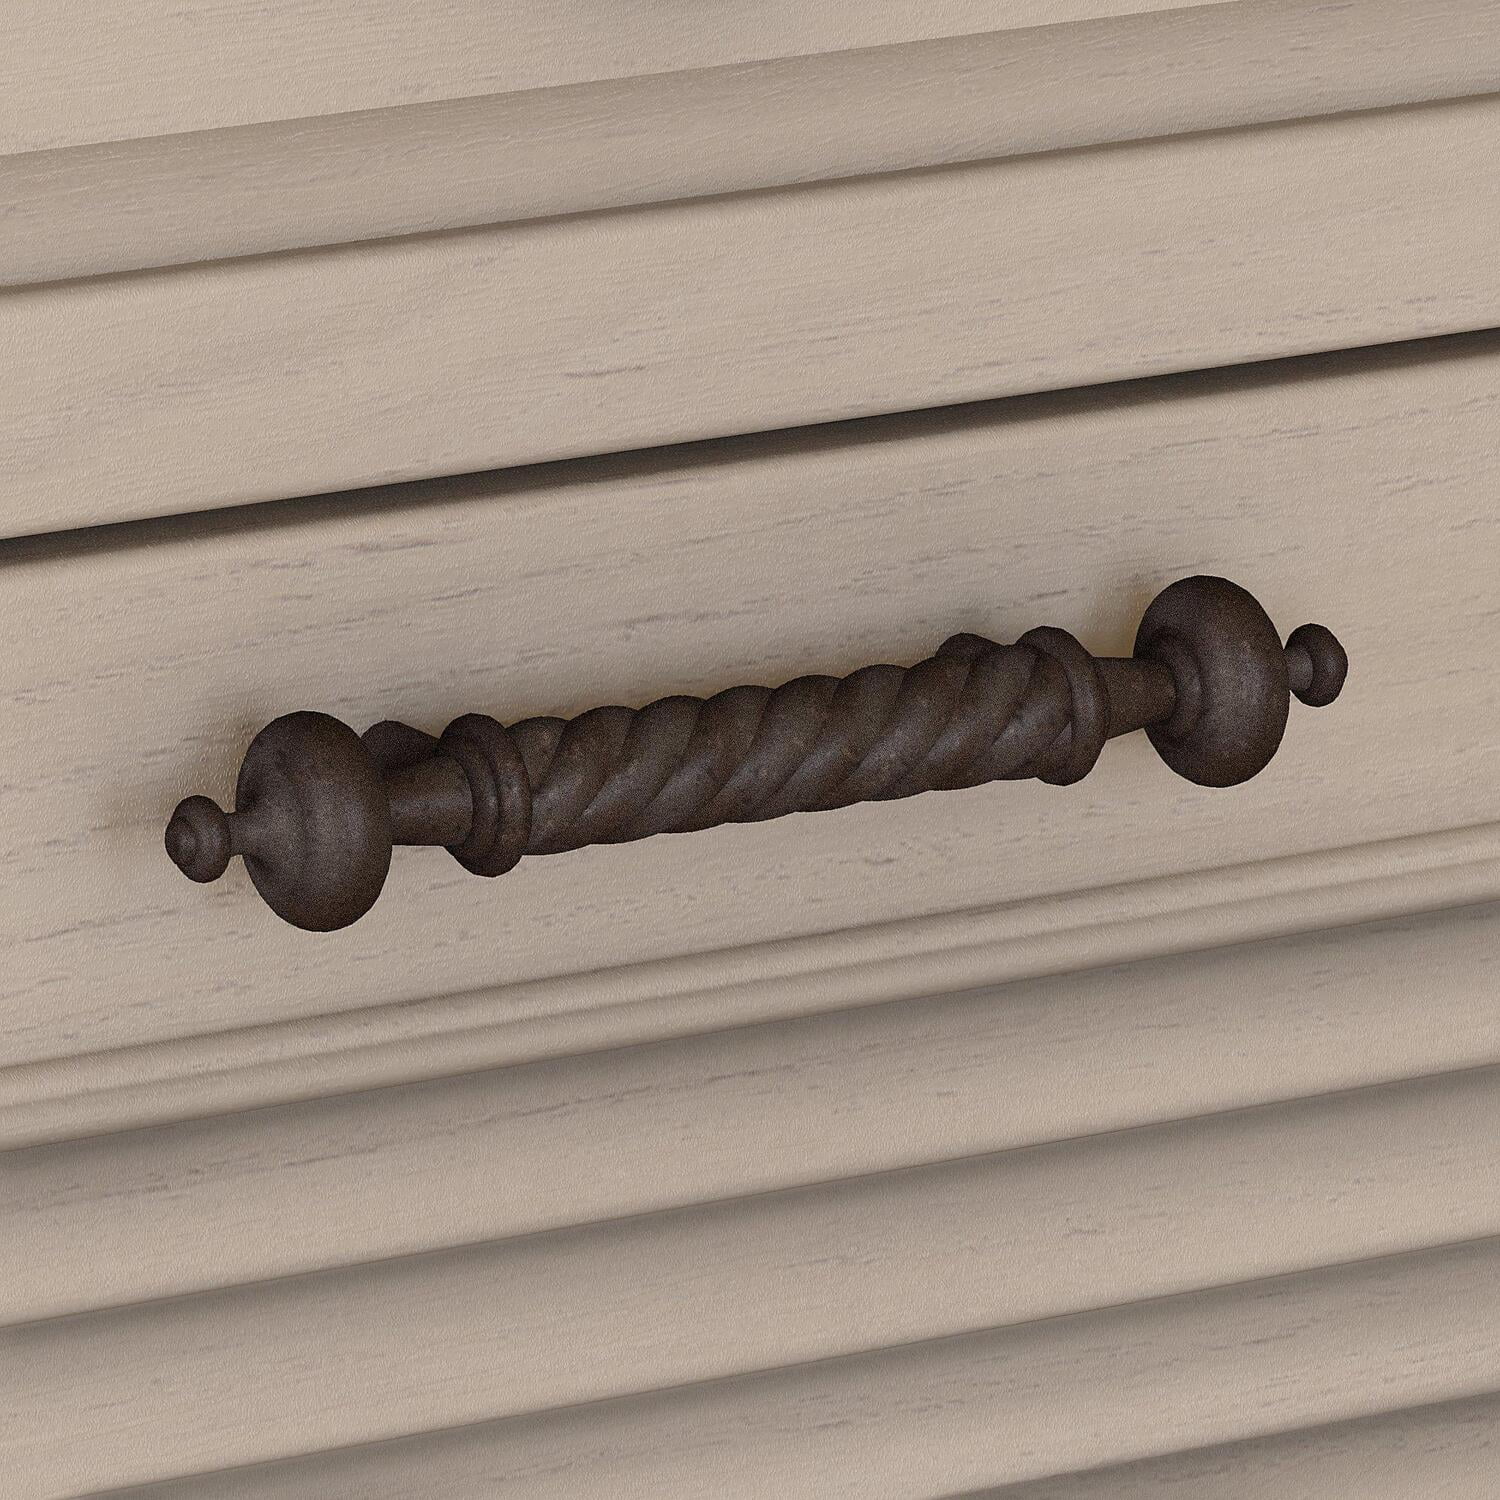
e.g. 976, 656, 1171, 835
3, 331, 1499, 1122
5, 93, 1498, 538
11, 3, 1494, 288
5, 904, 1500, 1495
8, 10, 1499, 1494
5, 2, 1497, 539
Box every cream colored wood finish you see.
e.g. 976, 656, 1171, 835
0, 0, 1242, 153
5, 819, 1499, 1149
7, 902, 1498, 1318
12, 1069, 1498, 1491
3, 334, 1497, 1074
983, 1393, 1500, 1498
4, 95, 1499, 535
7, 0, 1498, 285
5, 11, 1497, 1492
39, 1241, 1500, 1499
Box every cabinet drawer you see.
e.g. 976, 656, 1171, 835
6, 2, 1498, 537
4, 92, 1498, 537
3, 331, 1499, 1133
7, 909, 1500, 1492
8, 9, 1499, 1494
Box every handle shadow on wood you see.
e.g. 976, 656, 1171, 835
165, 576, 1347, 931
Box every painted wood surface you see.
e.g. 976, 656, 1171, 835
6, 0, 1497, 285
7, 902, 1499, 1315
4, 11, 1495, 1495
0, 0, 1242, 153
982, 1393, 1500, 1498
4, 95, 1498, 535
14, 1068, 1499, 1488
7, 819, 1498, 1147
44, 1240, 1500, 1499
2, 334, 1498, 1078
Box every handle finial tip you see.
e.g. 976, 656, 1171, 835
1284, 623, 1348, 708
165, 795, 233, 883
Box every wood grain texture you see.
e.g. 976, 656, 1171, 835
0, 0, 1241, 154
59, 1239, 1500, 1500
8, 821, 1500, 1148
7, 902, 1500, 1316
6, 1073, 1498, 1492
7, 0, 1498, 285
978, 1392, 1500, 1497
4, 94, 1500, 535
3, 334, 1499, 1075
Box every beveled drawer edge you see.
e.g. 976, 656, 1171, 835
9, 96, 1498, 539
5, 819, 1500, 1148
10, 2, 1494, 286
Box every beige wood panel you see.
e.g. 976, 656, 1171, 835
8, 903, 1500, 1318
3, 334, 1499, 1071
6, 825, 1500, 1149
91, 1398, 1500, 1500
5, 1073, 1498, 1493
982, 1392, 1500, 1498
0, 0, 1241, 154
8, 0, 1498, 285
62, 1239, 1500, 1500
5, 95, 1500, 535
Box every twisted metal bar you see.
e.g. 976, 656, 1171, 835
445, 629, 1105, 864
165, 576, 1347, 930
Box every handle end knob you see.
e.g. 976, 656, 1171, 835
1285, 622, 1348, 708
1136, 576, 1346, 788
167, 712, 394, 931
165, 795, 233, 883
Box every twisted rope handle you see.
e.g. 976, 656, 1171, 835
166, 577, 1346, 930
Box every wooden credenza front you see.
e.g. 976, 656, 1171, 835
3, 4, 1499, 1496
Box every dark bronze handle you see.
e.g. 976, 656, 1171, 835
165, 576, 1346, 931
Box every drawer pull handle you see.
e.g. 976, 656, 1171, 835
165, 575, 1346, 931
